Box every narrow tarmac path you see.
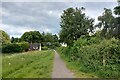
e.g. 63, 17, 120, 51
52, 50, 74, 78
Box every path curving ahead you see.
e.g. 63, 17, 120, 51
52, 50, 74, 78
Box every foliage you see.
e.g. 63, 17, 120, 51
73, 35, 101, 47
97, 8, 116, 39
113, 2, 120, 39
52, 42, 61, 47
21, 31, 42, 43
2, 42, 29, 53
2, 43, 21, 53
114, 2, 120, 15
11, 37, 22, 43
57, 37, 120, 78
56, 47, 97, 78
42, 33, 54, 43
19, 42, 30, 51
58, 6, 120, 78
0, 30, 10, 44
2, 50, 54, 78
41, 32, 60, 48
41, 46, 49, 50
59, 7, 94, 46
95, 3, 120, 39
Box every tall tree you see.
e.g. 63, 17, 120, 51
59, 7, 94, 46
114, 1, 120, 38
44, 33, 53, 43
21, 31, 42, 43
97, 8, 115, 38
114, 1, 120, 15
53, 34, 59, 42
11, 37, 21, 43
0, 30, 10, 44
11, 37, 14, 43
41, 32, 60, 47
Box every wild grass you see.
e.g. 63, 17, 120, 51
2, 50, 54, 78
57, 52, 97, 78
0, 53, 2, 78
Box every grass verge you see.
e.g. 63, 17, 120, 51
2, 50, 54, 78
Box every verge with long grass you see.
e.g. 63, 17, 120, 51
2, 50, 54, 78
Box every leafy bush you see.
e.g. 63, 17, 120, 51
0, 30, 11, 44
41, 46, 48, 50
2, 43, 21, 53
78, 38, 120, 72
73, 35, 101, 48
19, 42, 30, 51
57, 37, 120, 78
2, 42, 29, 53
53, 42, 61, 47
46, 42, 60, 49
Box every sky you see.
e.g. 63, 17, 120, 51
0, 1, 118, 38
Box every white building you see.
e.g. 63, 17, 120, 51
61, 43, 67, 47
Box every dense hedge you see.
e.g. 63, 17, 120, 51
48, 42, 61, 49
2, 42, 29, 53
41, 46, 49, 50
57, 37, 120, 78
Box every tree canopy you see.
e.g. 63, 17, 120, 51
21, 31, 42, 43
41, 32, 60, 47
59, 7, 94, 46
0, 30, 10, 44
97, 8, 115, 38
11, 37, 22, 43
113, 1, 120, 39
114, 1, 120, 15
96, 3, 120, 39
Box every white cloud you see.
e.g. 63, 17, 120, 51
48, 10, 61, 18
0, 24, 35, 38
45, 28, 51, 33
1, 2, 118, 37
1, 0, 117, 2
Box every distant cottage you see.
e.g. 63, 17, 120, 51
61, 43, 67, 47
29, 43, 41, 51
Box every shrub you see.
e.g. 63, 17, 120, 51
41, 46, 48, 50
78, 38, 120, 77
53, 42, 61, 47
2, 43, 21, 53
19, 42, 29, 51
73, 35, 101, 48
43, 42, 61, 49
2, 42, 29, 53
57, 37, 120, 78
